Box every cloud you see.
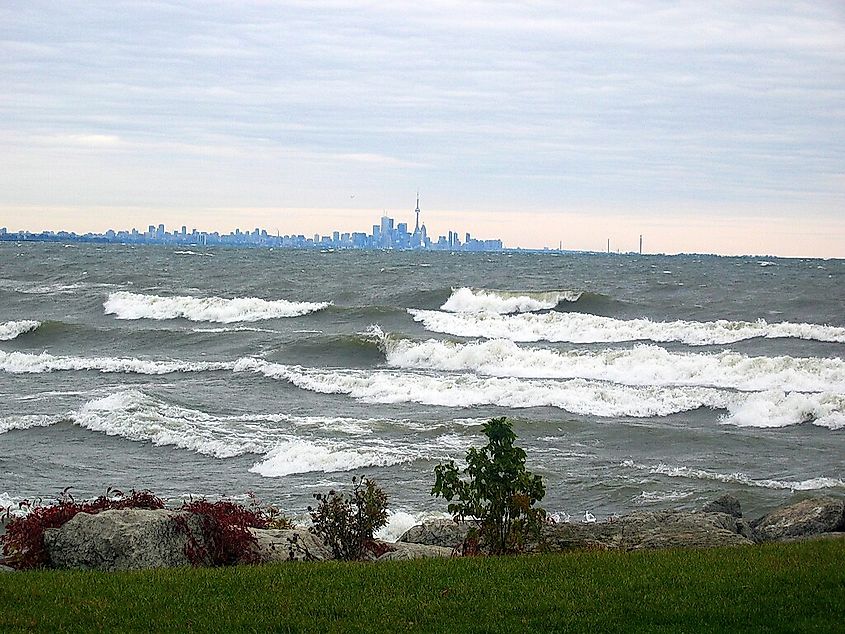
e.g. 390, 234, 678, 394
0, 1, 843, 255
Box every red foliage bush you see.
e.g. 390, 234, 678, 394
178, 499, 268, 566
1, 488, 164, 570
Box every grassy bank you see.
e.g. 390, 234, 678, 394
2, 539, 843, 632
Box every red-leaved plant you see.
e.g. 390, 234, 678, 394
1, 487, 165, 569
177, 499, 269, 566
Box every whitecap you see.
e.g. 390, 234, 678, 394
104, 291, 330, 322
0, 349, 233, 375
236, 358, 845, 427
621, 460, 845, 491
440, 287, 582, 314
408, 309, 845, 346
0, 320, 40, 341
380, 336, 845, 393
249, 438, 414, 477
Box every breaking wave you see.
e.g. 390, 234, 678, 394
0, 413, 64, 434
440, 287, 582, 314
0, 320, 41, 341
235, 358, 845, 428
249, 439, 413, 477
621, 460, 845, 491
71, 390, 279, 458
0, 389, 461, 475
0, 349, 233, 375
104, 291, 331, 322
408, 309, 845, 346
380, 336, 845, 393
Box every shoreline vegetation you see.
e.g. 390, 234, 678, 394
2, 418, 843, 630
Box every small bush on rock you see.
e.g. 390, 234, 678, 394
178, 499, 268, 566
432, 417, 546, 555
1, 488, 165, 569
308, 476, 389, 560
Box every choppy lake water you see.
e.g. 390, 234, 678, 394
1, 243, 843, 537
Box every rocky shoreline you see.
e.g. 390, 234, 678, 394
2, 493, 843, 573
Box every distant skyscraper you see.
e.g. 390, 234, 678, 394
380, 215, 394, 247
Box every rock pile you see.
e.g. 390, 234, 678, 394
399, 495, 845, 552
4, 494, 842, 572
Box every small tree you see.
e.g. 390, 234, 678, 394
308, 476, 389, 560
432, 417, 545, 554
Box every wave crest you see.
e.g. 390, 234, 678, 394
236, 359, 845, 428
0, 320, 41, 341
0, 350, 232, 375
104, 291, 330, 322
441, 287, 582, 314
409, 309, 845, 346
249, 439, 414, 477
380, 336, 845, 393
621, 460, 845, 491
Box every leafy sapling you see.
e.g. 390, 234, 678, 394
432, 417, 546, 554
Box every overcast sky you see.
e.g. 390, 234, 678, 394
1, 1, 843, 256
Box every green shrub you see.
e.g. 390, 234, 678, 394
432, 417, 545, 554
308, 476, 389, 560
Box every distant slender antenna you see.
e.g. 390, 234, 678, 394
639, 234, 643, 255
607, 238, 610, 254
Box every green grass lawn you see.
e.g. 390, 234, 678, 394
2, 539, 843, 632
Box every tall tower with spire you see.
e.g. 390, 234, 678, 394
414, 191, 421, 234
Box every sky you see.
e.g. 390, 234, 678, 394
1, 1, 843, 257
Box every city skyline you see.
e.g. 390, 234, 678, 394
1, 2, 843, 257
0, 201, 506, 252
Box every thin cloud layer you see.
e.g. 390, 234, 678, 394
0, 1, 843, 255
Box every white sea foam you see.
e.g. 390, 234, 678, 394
249, 438, 414, 477
621, 460, 845, 491
632, 490, 693, 505
0, 493, 28, 516
0, 413, 63, 434
408, 309, 845, 346
381, 337, 845, 393
71, 390, 274, 458
0, 349, 233, 375
376, 510, 453, 543
235, 358, 732, 417
191, 326, 281, 334
14, 389, 443, 475
12, 282, 85, 294
0, 320, 40, 341
173, 250, 213, 257
104, 291, 330, 322
441, 287, 582, 314
237, 358, 845, 427
721, 391, 845, 430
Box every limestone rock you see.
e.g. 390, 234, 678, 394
751, 497, 845, 543
246, 528, 332, 562
0, 564, 14, 573
398, 519, 471, 549
540, 510, 753, 552
44, 509, 210, 571
376, 542, 454, 561
702, 494, 742, 518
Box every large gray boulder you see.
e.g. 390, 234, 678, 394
540, 511, 753, 552
398, 519, 472, 549
751, 496, 845, 543
376, 542, 454, 562
702, 494, 742, 518
246, 528, 332, 562
44, 509, 211, 571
